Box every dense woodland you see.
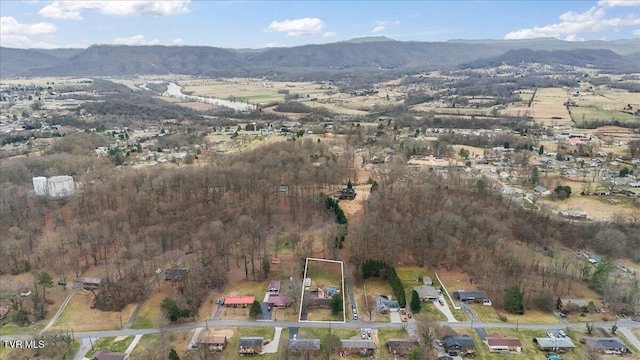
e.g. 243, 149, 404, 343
0, 139, 350, 315
349, 175, 640, 313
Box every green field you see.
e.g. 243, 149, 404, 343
570, 106, 640, 125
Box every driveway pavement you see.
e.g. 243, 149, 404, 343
434, 296, 458, 322
390, 312, 401, 323
261, 327, 282, 354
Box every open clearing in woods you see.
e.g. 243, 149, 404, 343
52, 291, 136, 331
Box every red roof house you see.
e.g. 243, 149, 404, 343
224, 296, 255, 308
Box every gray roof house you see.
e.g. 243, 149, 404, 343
413, 285, 439, 301
289, 339, 321, 355
422, 276, 433, 286
534, 337, 576, 353
583, 337, 629, 355
443, 335, 475, 355
374, 295, 400, 313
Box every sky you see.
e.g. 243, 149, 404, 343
1, 0, 639, 49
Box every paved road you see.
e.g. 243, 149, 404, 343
5, 318, 637, 342
73, 338, 91, 360
337, 255, 357, 319
618, 326, 640, 352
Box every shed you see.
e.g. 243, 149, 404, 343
413, 285, 439, 301
239, 337, 264, 354
422, 276, 433, 286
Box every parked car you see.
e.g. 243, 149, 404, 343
353, 314, 358, 320
58, 280, 66, 286
439, 299, 444, 306
547, 332, 555, 338
558, 330, 566, 337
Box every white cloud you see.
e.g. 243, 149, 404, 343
265, 42, 281, 48
322, 31, 337, 38
505, 6, 640, 39
112, 34, 160, 45
598, 0, 640, 7
1, 16, 57, 35
172, 38, 183, 45
565, 34, 585, 41
372, 20, 388, 33
38, 1, 190, 20
266, 17, 325, 36
634, 29, 640, 36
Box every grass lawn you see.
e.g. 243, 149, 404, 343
0, 339, 79, 360
570, 106, 639, 125
298, 327, 358, 340
305, 259, 343, 289
52, 291, 136, 331
414, 302, 447, 322
128, 330, 192, 360
305, 308, 344, 322
352, 277, 393, 322
377, 328, 408, 347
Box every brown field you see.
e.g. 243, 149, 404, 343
540, 194, 639, 221
530, 88, 573, 125
52, 290, 136, 331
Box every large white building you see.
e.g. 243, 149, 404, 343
32, 175, 75, 198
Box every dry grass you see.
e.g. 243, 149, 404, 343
352, 278, 393, 322
52, 290, 136, 331
539, 195, 639, 221
530, 88, 573, 125
130, 281, 185, 329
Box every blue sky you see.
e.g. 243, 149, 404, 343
1, 1, 639, 49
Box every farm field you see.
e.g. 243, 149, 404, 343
569, 106, 639, 125
539, 194, 639, 221
530, 88, 573, 125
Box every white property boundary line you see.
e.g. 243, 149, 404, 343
435, 271, 461, 310
298, 257, 346, 323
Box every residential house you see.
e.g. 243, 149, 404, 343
453, 291, 487, 303
582, 337, 629, 355
374, 295, 400, 313
91, 349, 126, 360
413, 285, 439, 302
288, 339, 321, 356
485, 333, 522, 353
560, 298, 589, 312
387, 339, 420, 356
198, 333, 227, 352
534, 337, 576, 353
266, 295, 294, 309
443, 335, 475, 356
224, 296, 255, 308
338, 339, 376, 357
164, 268, 189, 282
239, 337, 264, 354
80, 277, 102, 290
268, 280, 281, 295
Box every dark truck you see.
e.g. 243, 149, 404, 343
339, 188, 356, 200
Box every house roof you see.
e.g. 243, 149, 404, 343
289, 339, 321, 350
486, 334, 522, 348
387, 339, 420, 348
92, 349, 126, 360
454, 291, 486, 300
239, 337, 264, 347
560, 298, 588, 307
165, 268, 189, 276
443, 335, 475, 348
374, 296, 399, 310
423, 276, 433, 285
81, 277, 102, 285
225, 296, 255, 305
413, 285, 439, 299
0, 307, 9, 316
266, 295, 293, 307
583, 337, 628, 350
340, 339, 376, 349
198, 334, 226, 345
535, 337, 576, 349
268, 280, 281, 290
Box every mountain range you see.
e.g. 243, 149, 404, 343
1, 37, 639, 79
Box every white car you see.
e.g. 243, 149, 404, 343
547, 332, 555, 338
558, 330, 566, 337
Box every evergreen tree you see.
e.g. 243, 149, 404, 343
330, 293, 343, 315
504, 284, 524, 314
410, 290, 421, 313
168, 348, 180, 360
347, 179, 353, 189
539, 145, 545, 155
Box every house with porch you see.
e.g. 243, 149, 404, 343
387, 338, 420, 356
268, 280, 281, 295
583, 337, 629, 355
338, 339, 376, 357
485, 333, 522, 353
239, 337, 264, 354
443, 335, 475, 356
224, 296, 255, 308
289, 339, 321, 356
